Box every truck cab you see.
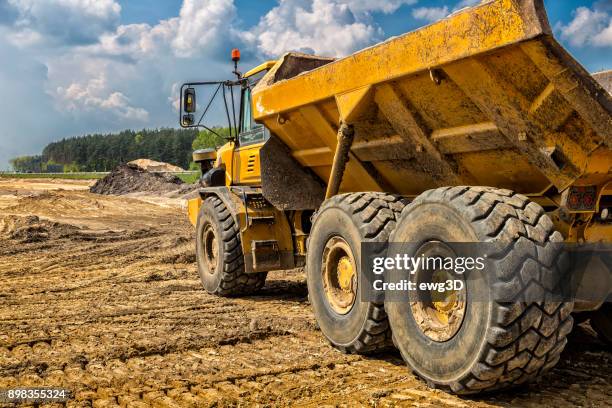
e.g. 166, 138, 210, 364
231, 64, 272, 185
188, 60, 276, 188
181, 55, 304, 279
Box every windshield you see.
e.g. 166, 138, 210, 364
239, 86, 266, 146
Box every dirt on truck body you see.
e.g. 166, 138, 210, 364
0, 179, 611, 406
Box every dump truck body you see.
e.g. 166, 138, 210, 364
251, 0, 611, 237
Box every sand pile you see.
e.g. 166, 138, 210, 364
90, 163, 184, 195
128, 159, 185, 172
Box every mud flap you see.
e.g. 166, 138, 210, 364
251, 240, 282, 272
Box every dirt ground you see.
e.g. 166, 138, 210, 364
0, 178, 610, 407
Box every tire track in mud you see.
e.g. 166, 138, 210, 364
0, 188, 610, 407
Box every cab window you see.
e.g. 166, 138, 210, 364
238, 87, 266, 146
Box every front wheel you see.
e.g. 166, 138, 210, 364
195, 196, 266, 296
386, 187, 573, 394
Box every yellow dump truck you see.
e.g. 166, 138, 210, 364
179, 0, 611, 394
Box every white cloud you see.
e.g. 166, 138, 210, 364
0, 31, 66, 170
172, 0, 236, 57
56, 72, 149, 121
412, 6, 449, 22
592, 20, 612, 47
558, 6, 612, 47
92, 21, 178, 58
6, 27, 43, 47
82, 0, 236, 59
6, 0, 121, 45
169, 83, 181, 112
24, 0, 239, 126
337, 0, 417, 14
410, 1, 486, 24
244, 0, 388, 58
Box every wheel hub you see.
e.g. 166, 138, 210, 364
410, 243, 467, 342
203, 224, 218, 274
337, 256, 354, 290
322, 237, 357, 315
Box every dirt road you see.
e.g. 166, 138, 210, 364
0, 179, 610, 407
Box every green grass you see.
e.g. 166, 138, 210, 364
175, 172, 200, 184
0, 172, 107, 180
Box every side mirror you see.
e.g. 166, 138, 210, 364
183, 87, 196, 113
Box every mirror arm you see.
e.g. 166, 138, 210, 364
178, 79, 245, 142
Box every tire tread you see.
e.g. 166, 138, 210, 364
391, 186, 573, 394
310, 192, 408, 353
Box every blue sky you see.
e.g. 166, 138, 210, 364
0, 0, 611, 169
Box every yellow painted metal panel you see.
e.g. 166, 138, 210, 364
187, 197, 202, 226
243, 61, 277, 79
233, 142, 264, 185
335, 86, 373, 123
249, 0, 611, 201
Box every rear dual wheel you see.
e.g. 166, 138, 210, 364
306, 192, 407, 353
387, 187, 574, 394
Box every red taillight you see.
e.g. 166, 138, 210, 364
566, 186, 597, 211
569, 193, 581, 208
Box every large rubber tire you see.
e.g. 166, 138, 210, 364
591, 304, 612, 345
306, 192, 407, 353
387, 186, 574, 394
196, 196, 266, 296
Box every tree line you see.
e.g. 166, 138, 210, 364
9, 128, 230, 173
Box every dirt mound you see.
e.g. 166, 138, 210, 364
0, 215, 81, 243
128, 159, 185, 172
90, 164, 184, 195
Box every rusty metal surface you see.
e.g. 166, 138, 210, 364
325, 124, 354, 199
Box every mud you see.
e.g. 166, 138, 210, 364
0, 179, 611, 407
90, 164, 184, 196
